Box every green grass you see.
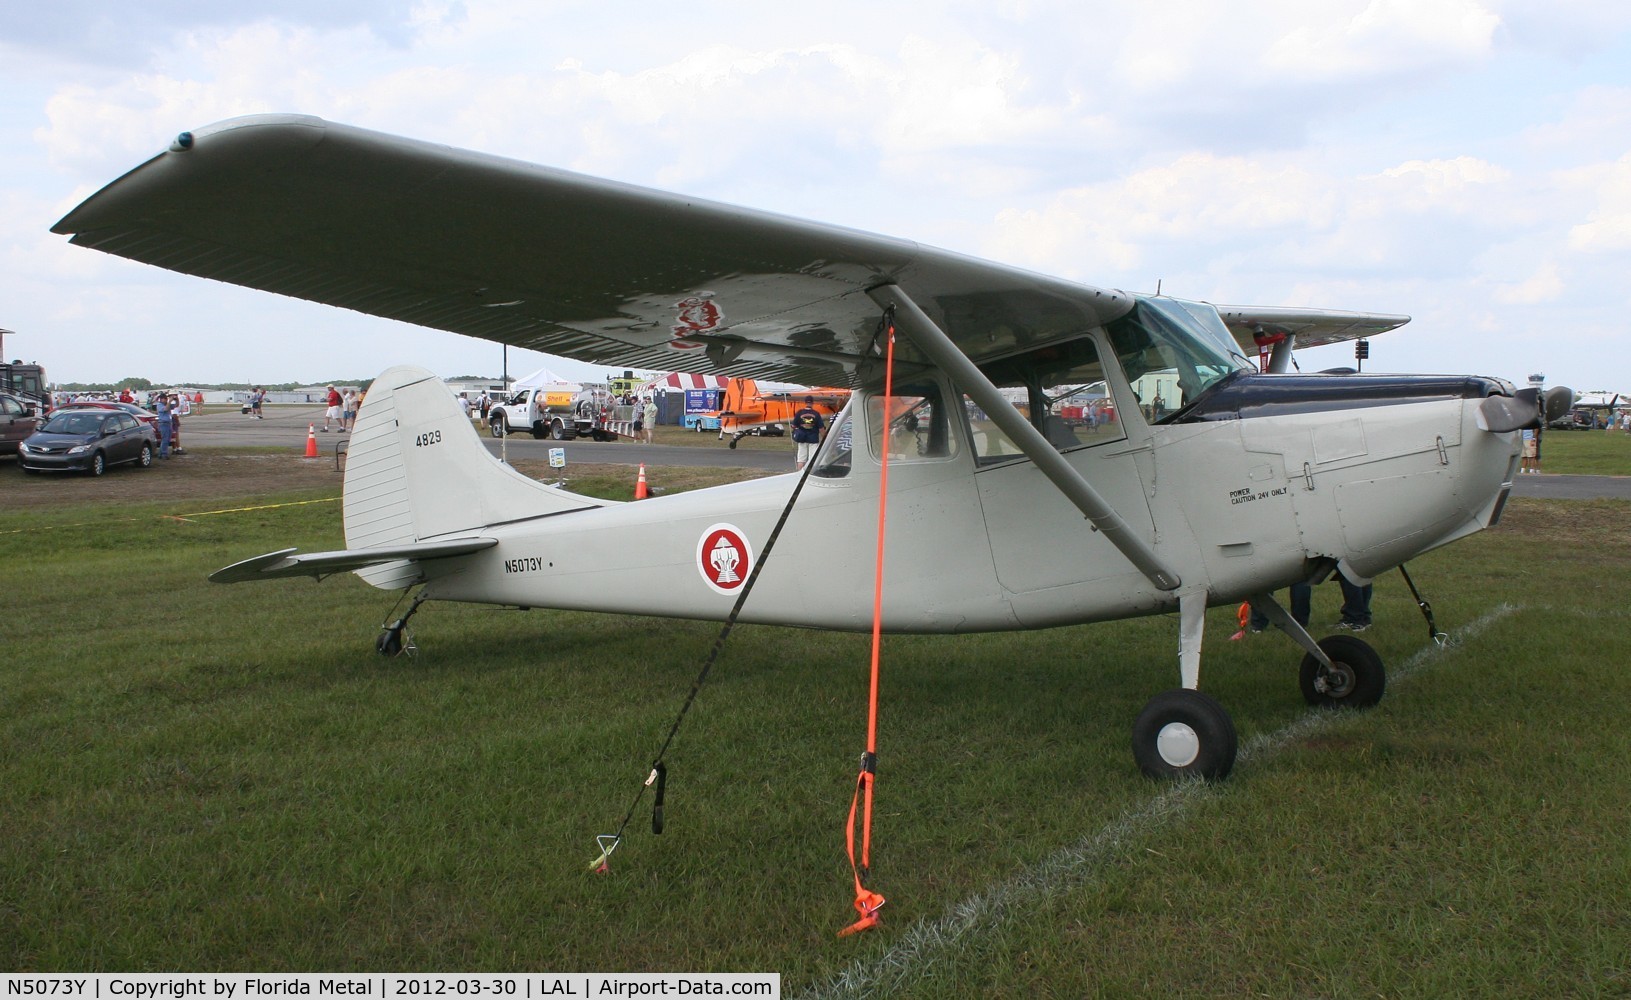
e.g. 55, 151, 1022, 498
1536, 428, 1631, 475
3, 485, 1629, 994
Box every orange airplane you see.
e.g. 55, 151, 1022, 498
713, 378, 850, 448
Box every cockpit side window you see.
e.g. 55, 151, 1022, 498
965, 334, 1125, 465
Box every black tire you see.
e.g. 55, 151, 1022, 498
376, 629, 403, 657
1132, 689, 1238, 780
89, 451, 106, 477
550, 419, 566, 440
137, 443, 153, 469
1299, 635, 1386, 708
489, 417, 507, 438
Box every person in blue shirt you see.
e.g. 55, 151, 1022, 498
790, 397, 825, 469
156, 394, 173, 459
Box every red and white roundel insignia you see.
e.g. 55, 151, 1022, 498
696, 523, 753, 595
672, 293, 723, 335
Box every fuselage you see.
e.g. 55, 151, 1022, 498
409, 369, 1519, 634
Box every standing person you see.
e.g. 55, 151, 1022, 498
323, 385, 341, 431
1248, 582, 1312, 633
790, 395, 825, 470
169, 393, 186, 454
1531, 424, 1543, 474
251, 387, 264, 419
1519, 427, 1537, 473
643, 396, 658, 444
342, 388, 357, 431
155, 393, 173, 459
1335, 574, 1374, 631
479, 392, 491, 424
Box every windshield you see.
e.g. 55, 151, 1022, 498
1106, 297, 1254, 423
43, 412, 107, 435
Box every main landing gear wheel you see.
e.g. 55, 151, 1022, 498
1300, 635, 1386, 708
1132, 689, 1237, 780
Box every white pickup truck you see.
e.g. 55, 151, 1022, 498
487, 384, 627, 441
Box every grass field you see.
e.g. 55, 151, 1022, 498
2, 443, 1629, 993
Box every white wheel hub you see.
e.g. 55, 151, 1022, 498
1156, 721, 1200, 767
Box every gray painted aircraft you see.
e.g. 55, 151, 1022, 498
53, 115, 1568, 780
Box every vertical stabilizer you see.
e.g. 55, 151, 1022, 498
343, 365, 604, 551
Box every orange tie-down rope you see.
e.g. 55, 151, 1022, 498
839, 311, 897, 937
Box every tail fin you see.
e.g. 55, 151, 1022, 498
344, 365, 602, 551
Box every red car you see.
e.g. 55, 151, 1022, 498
55, 400, 161, 434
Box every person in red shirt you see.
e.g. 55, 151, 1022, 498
323, 385, 342, 431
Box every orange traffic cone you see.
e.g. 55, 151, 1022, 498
634, 463, 649, 500
304, 423, 319, 458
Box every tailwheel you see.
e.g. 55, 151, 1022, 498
1300, 635, 1385, 708
376, 589, 428, 658
375, 627, 407, 657
1132, 689, 1237, 780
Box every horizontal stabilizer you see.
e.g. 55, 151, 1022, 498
210, 537, 496, 583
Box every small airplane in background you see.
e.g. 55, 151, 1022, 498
710, 378, 850, 447
52, 115, 1571, 783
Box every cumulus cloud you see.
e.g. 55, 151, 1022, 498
1567, 152, 1631, 253
7, 0, 1631, 388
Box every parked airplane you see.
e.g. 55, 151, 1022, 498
52, 115, 1568, 782
711, 378, 850, 446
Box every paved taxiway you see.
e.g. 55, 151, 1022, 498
179, 405, 794, 471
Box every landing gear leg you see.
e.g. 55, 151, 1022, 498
377, 589, 430, 657
1247, 591, 1386, 709
1132, 588, 1238, 779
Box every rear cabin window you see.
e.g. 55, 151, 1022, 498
866, 380, 958, 464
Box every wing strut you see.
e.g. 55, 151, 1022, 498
867, 284, 1182, 592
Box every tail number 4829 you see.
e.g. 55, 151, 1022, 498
415, 429, 443, 448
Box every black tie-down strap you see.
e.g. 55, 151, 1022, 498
1397, 563, 1448, 646
590, 452, 826, 871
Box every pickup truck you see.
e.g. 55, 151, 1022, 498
487, 384, 627, 441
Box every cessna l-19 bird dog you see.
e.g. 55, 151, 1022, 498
53, 115, 1566, 780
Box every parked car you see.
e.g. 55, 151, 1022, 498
18, 408, 158, 475
55, 399, 162, 434
0, 391, 39, 456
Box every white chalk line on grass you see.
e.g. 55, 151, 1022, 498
798, 603, 1520, 1000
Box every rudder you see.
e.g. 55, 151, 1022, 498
343, 365, 603, 550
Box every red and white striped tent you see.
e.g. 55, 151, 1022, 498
637, 371, 731, 393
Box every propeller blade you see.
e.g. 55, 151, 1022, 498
1478, 388, 1540, 433
1542, 386, 1574, 423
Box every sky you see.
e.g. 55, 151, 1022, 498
3, 1, 1629, 392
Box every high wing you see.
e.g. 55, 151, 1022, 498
52, 115, 1141, 388
1216, 304, 1410, 351
52, 114, 1409, 383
